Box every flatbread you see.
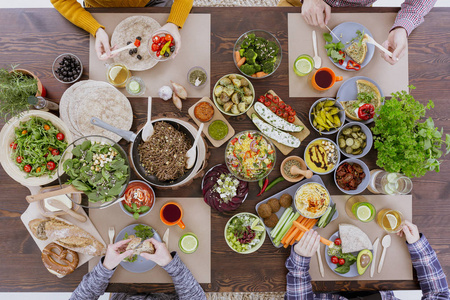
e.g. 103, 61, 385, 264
339, 223, 373, 253
74, 81, 133, 142
59, 80, 133, 142
111, 16, 161, 71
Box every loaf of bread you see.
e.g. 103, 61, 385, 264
29, 217, 106, 256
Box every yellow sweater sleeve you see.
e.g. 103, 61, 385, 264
51, 0, 104, 36
167, 0, 193, 28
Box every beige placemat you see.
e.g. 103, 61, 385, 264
89, 13, 211, 98
188, 97, 235, 148
288, 13, 409, 98
88, 197, 211, 283
309, 195, 413, 281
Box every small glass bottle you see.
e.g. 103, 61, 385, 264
28, 96, 59, 111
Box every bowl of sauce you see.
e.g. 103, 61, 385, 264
208, 120, 228, 141
120, 180, 155, 219
304, 138, 340, 175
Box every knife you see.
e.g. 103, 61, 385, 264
162, 228, 170, 249
370, 237, 379, 278
316, 247, 325, 278
325, 25, 341, 42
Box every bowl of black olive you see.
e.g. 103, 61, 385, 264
52, 53, 83, 84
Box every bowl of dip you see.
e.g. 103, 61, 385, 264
208, 120, 229, 141
187, 66, 207, 88
304, 138, 340, 175
294, 182, 330, 219
120, 180, 155, 219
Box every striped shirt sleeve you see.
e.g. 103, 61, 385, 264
392, 0, 437, 35
162, 252, 206, 300
407, 235, 450, 300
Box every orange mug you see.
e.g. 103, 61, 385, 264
311, 67, 343, 91
160, 202, 185, 229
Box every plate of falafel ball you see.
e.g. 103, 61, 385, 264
255, 175, 339, 248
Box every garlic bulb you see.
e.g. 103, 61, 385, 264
158, 86, 173, 101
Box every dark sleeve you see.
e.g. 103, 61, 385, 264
162, 252, 206, 300
407, 234, 449, 299
70, 257, 115, 300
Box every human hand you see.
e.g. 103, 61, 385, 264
397, 220, 420, 244
103, 239, 134, 270
140, 238, 173, 267
301, 0, 331, 28
294, 230, 320, 257
153, 22, 181, 59
95, 27, 116, 61
381, 27, 407, 65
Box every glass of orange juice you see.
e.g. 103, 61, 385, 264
106, 63, 131, 88
376, 209, 404, 233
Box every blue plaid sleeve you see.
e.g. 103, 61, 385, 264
407, 235, 449, 300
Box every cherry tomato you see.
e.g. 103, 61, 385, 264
22, 130, 27, 135
287, 116, 295, 123
266, 94, 273, 101
46, 161, 56, 171
156, 51, 161, 57
164, 34, 173, 42
51, 149, 60, 156
289, 110, 296, 116
283, 112, 289, 119
24, 165, 31, 173
151, 43, 159, 52
331, 256, 338, 264
272, 96, 279, 104
270, 106, 277, 113
334, 238, 342, 246
152, 35, 161, 43
338, 258, 345, 266
264, 100, 271, 107
36, 167, 41, 173
276, 109, 283, 117
285, 105, 292, 112
56, 133, 65, 141
278, 102, 286, 110
170, 42, 174, 47
258, 95, 265, 103
44, 152, 49, 158
16, 156, 23, 163
43, 124, 50, 130
10, 142, 17, 149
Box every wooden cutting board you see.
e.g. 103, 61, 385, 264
246, 90, 310, 155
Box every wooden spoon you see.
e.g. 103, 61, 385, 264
290, 165, 313, 179
26, 185, 80, 203
47, 198, 87, 223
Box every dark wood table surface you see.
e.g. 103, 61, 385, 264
1, 6, 449, 293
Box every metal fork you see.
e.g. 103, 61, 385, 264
108, 226, 115, 245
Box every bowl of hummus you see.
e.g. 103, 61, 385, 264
294, 182, 330, 218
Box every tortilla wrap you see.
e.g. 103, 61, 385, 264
111, 16, 161, 71
339, 223, 373, 253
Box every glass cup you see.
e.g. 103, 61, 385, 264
126, 76, 146, 96
294, 54, 314, 76
310, 67, 343, 91
345, 195, 376, 222
178, 232, 199, 254
369, 170, 413, 195
106, 63, 131, 88
376, 209, 404, 233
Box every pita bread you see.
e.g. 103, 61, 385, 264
111, 16, 161, 71
339, 223, 373, 253
59, 80, 133, 142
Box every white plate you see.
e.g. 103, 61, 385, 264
326, 22, 375, 71
115, 223, 161, 273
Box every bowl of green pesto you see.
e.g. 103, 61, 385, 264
58, 135, 131, 209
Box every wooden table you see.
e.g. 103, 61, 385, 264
0, 7, 449, 293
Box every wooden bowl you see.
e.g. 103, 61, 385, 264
280, 156, 308, 183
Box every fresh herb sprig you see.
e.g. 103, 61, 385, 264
372, 86, 450, 178
323, 33, 345, 63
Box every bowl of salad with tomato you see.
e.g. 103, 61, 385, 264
120, 180, 155, 220
0, 110, 72, 186
225, 130, 276, 182
148, 30, 176, 61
